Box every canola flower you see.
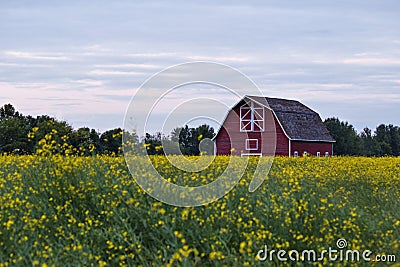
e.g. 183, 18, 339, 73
0, 148, 399, 266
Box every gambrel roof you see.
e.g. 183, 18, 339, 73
240, 96, 335, 142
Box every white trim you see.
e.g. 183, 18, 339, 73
288, 139, 291, 157
213, 142, 217, 156
317, 152, 321, 157
325, 151, 329, 157
245, 139, 258, 151
294, 151, 298, 157
241, 153, 262, 157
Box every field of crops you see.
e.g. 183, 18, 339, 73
0, 155, 399, 266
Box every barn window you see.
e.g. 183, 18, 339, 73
240, 101, 264, 132
245, 139, 258, 150
316, 152, 321, 157
325, 152, 329, 157
294, 151, 298, 157
303, 151, 308, 157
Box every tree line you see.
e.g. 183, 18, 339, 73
0, 104, 127, 155
324, 117, 400, 156
0, 104, 215, 156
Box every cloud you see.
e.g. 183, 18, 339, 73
0, 82, 130, 119
71, 79, 104, 87
342, 57, 400, 65
87, 70, 148, 76
313, 57, 400, 66
93, 63, 162, 69
186, 55, 251, 63
127, 52, 178, 58
4, 51, 70, 61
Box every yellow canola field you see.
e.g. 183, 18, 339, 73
0, 155, 399, 266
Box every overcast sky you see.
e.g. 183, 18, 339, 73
1, 0, 399, 134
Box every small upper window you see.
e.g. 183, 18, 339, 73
316, 152, 321, 157
294, 151, 298, 157
325, 152, 329, 157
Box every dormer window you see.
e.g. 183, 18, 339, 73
240, 101, 264, 132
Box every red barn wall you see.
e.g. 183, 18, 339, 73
291, 141, 333, 156
274, 119, 289, 156
215, 105, 289, 156
215, 127, 231, 154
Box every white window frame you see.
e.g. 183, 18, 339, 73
303, 151, 308, 156
316, 152, 321, 157
240, 101, 265, 132
325, 152, 329, 157
245, 139, 258, 151
294, 151, 298, 157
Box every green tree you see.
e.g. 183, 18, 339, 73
144, 132, 164, 155
100, 128, 123, 155
374, 124, 400, 156
0, 104, 31, 154
387, 124, 400, 156
69, 127, 101, 155
324, 118, 360, 155
0, 103, 20, 120
29, 116, 73, 153
0, 117, 29, 154
170, 124, 215, 156
359, 127, 378, 156
122, 130, 141, 154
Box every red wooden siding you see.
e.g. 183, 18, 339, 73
274, 118, 289, 156
291, 141, 333, 156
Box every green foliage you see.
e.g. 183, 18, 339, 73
324, 117, 360, 155
169, 124, 215, 156
0, 104, 130, 156
144, 124, 215, 156
0, 103, 20, 119
70, 127, 101, 156
324, 117, 400, 156
0, 117, 29, 154
100, 128, 123, 155
144, 132, 165, 155
374, 124, 400, 156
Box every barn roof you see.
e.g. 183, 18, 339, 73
244, 96, 335, 142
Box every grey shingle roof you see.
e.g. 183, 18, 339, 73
246, 96, 335, 142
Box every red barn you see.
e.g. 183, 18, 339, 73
214, 96, 335, 157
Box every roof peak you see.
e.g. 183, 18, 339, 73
245, 95, 298, 101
